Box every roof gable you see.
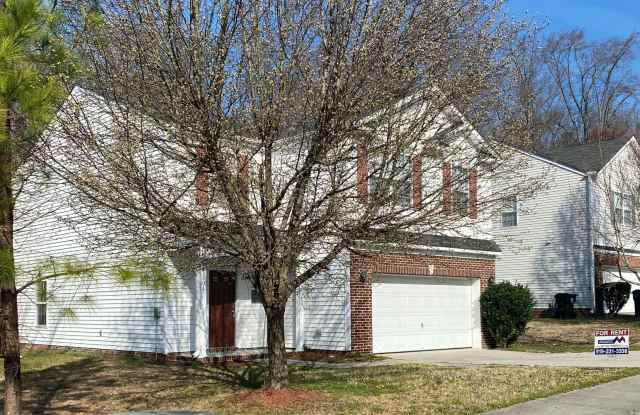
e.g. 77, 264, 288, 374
537, 137, 634, 173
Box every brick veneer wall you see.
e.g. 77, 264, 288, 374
349, 251, 496, 353
595, 252, 640, 270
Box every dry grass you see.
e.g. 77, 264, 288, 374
3, 349, 639, 414
510, 317, 640, 353
287, 351, 387, 363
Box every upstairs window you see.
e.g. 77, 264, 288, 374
452, 165, 469, 216
369, 154, 412, 208
613, 192, 635, 226
36, 280, 47, 326
501, 197, 518, 227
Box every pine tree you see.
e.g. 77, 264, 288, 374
0, 1, 75, 413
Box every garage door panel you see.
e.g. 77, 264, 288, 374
372, 276, 474, 353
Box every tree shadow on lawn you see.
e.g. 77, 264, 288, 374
0, 355, 270, 414
3, 355, 112, 414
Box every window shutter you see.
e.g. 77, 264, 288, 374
357, 143, 368, 203
468, 168, 478, 219
238, 153, 249, 197
412, 155, 422, 209
195, 148, 209, 207
442, 162, 451, 213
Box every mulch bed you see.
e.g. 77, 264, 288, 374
226, 388, 323, 409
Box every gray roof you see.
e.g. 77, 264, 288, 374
538, 137, 632, 173
355, 231, 501, 253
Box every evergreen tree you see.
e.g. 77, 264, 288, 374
0, 1, 76, 413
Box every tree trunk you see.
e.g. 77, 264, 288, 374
0, 97, 19, 415
0, 289, 20, 415
264, 306, 288, 389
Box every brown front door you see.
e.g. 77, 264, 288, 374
209, 270, 236, 349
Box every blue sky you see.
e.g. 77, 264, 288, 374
505, 0, 640, 67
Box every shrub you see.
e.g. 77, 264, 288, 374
601, 281, 631, 316
480, 281, 535, 348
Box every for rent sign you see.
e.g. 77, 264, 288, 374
594, 329, 630, 355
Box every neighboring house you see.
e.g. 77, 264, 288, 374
16, 88, 500, 358
493, 136, 640, 315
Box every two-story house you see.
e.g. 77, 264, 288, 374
16, 88, 500, 358
494, 136, 640, 315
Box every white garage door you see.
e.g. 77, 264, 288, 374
372, 276, 474, 353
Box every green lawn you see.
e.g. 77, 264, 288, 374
2, 349, 639, 414
508, 316, 640, 353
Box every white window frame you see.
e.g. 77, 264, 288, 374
369, 153, 412, 208
613, 191, 635, 226
451, 165, 469, 217
36, 280, 47, 326
501, 197, 518, 227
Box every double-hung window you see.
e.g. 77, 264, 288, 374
36, 280, 47, 326
369, 154, 412, 208
613, 192, 635, 226
501, 197, 518, 227
452, 165, 469, 216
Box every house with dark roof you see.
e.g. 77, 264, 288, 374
493, 136, 640, 314
16, 88, 501, 358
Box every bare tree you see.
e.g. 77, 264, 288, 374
50, 0, 538, 388
591, 139, 640, 302
544, 31, 639, 145
494, 30, 640, 151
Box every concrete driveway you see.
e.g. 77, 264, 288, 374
382, 348, 640, 368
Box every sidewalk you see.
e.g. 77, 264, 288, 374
383, 349, 640, 368
483, 375, 640, 415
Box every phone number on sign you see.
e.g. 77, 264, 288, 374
595, 348, 629, 355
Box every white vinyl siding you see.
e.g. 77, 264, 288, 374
14, 181, 166, 354
301, 254, 351, 351
234, 275, 296, 349
493, 154, 593, 310
592, 139, 640, 250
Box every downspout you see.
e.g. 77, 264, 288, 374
585, 171, 597, 313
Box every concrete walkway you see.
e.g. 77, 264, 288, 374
383, 349, 640, 368
483, 374, 640, 414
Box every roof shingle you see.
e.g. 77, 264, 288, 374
538, 137, 632, 173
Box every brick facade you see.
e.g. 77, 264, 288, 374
595, 251, 640, 270
349, 251, 496, 352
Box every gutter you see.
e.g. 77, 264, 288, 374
585, 171, 597, 313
